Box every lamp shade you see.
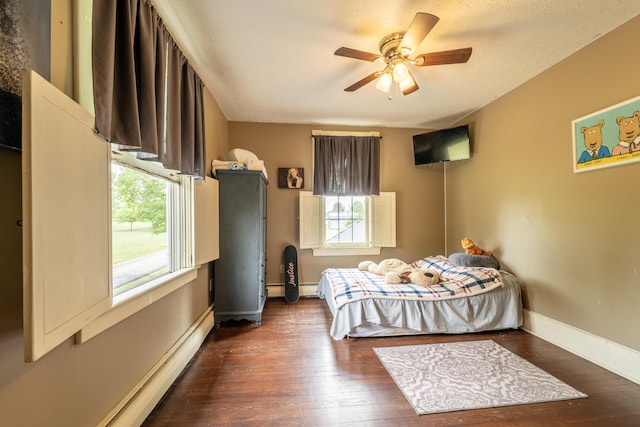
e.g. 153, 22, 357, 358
376, 72, 392, 92
392, 62, 409, 83
398, 73, 414, 90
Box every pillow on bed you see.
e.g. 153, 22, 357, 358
448, 252, 500, 269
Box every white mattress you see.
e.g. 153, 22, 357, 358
317, 269, 523, 340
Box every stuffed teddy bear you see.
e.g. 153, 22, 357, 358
461, 237, 492, 256
386, 268, 440, 286
358, 258, 408, 275
358, 259, 440, 286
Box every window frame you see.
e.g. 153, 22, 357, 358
299, 191, 396, 256
321, 194, 371, 248
78, 149, 197, 343
78, 172, 220, 344
109, 149, 193, 296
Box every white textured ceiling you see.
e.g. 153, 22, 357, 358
152, 0, 639, 129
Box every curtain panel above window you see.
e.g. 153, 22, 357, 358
92, 0, 205, 178
313, 135, 380, 196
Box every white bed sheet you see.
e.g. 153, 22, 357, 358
317, 269, 523, 340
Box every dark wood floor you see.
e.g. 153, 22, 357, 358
143, 298, 640, 426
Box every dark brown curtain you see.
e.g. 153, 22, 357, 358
313, 135, 380, 196
193, 72, 205, 178
163, 35, 183, 171
92, 0, 205, 178
161, 37, 205, 177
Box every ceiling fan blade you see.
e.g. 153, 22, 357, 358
414, 47, 472, 66
399, 13, 439, 53
400, 69, 419, 96
344, 72, 379, 92
334, 47, 380, 62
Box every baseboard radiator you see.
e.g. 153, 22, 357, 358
99, 307, 214, 426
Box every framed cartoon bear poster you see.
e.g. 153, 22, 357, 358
278, 168, 304, 189
572, 95, 640, 173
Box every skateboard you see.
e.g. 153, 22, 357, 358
283, 245, 299, 303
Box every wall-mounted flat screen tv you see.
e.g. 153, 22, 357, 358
413, 124, 470, 165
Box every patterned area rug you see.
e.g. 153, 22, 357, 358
374, 340, 588, 415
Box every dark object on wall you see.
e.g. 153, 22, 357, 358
214, 170, 268, 327
283, 245, 299, 303
0, 90, 21, 151
413, 124, 471, 165
278, 167, 304, 189
0, 0, 51, 151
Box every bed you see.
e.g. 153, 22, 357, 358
316, 255, 523, 340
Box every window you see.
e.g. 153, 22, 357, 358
21, 2, 217, 361
302, 130, 391, 256
111, 163, 170, 295
21, 71, 209, 359
110, 151, 194, 299
323, 195, 368, 246
299, 191, 396, 256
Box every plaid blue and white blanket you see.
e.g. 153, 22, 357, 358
324, 256, 504, 308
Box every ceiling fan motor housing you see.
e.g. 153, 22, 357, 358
379, 32, 409, 60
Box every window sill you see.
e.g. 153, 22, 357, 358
76, 267, 198, 343
311, 247, 381, 256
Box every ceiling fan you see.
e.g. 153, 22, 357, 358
335, 12, 472, 97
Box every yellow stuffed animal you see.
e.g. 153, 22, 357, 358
461, 237, 492, 256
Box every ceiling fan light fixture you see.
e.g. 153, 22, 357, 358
376, 72, 393, 92
392, 62, 409, 83
398, 73, 416, 92
334, 12, 472, 96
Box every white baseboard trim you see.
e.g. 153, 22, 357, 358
522, 309, 640, 385
267, 283, 318, 298
100, 307, 214, 426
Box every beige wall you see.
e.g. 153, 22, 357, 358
204, 90, 229, 175
228, 123, 445, 284
3, 2, 638, 423
0, 2, 228, 424
446, 15, 640, 351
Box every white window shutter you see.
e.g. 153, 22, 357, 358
371, 192, 396, 247
22, 70, 112, 362
299, 191, 321, 248
194, 177, 219, 265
